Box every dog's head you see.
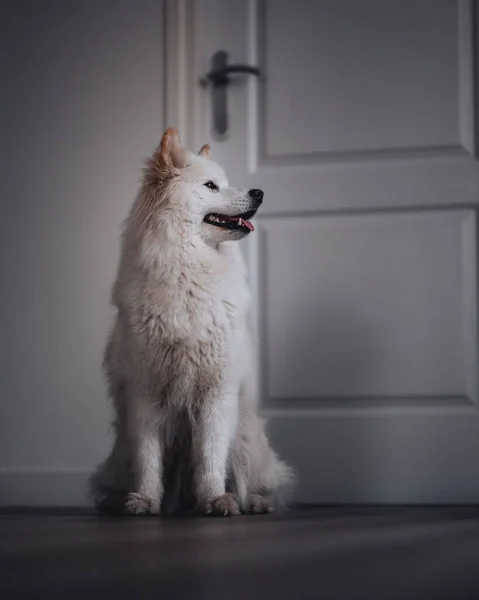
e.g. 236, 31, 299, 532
137, 128, 263, 246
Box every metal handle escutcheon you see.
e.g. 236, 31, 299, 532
199, 51, 261, 137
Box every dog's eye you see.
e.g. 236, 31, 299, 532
204, 180, 219, 191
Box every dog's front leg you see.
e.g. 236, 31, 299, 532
194, 392, 240, 516
125, 396, 163, 516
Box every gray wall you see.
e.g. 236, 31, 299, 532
0, 0, 164, 505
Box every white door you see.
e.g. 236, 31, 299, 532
169, 0, 479, 502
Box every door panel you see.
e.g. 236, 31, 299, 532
264, 0, 459, 155
263, 211, 468, 401
196, 0, 479, 502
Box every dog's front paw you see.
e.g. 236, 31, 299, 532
246, 493, 274, 514
124, 492, 158, 516
205, 493, 241, 517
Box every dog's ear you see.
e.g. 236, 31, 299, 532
198, 143, 211, 158
159, 128, 187, 169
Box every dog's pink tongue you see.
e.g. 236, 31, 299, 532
238, 218, 255, 232
225, 215, 255, 231
229, 217, 254, 232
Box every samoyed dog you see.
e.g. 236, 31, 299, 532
90, 128, 294, 516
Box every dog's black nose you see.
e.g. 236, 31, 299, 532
248, 189, 264, 206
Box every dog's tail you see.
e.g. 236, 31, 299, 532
272, 454, 296, 509
229, 422, 296, 512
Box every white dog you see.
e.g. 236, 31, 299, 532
90, 128, 294, 516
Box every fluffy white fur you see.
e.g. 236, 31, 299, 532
90, 128, 294, 516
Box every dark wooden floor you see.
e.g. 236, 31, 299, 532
1, 506, 479, 599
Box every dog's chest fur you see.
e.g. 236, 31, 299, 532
121, 243, 251, 405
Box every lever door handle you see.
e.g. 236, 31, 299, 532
200, 63, 261, 87
199, 51, 261, 137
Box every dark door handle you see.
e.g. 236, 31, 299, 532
199, 51, 261, 137
200, 64, 261, 87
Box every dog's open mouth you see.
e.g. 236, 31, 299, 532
204, 209, 257, 232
